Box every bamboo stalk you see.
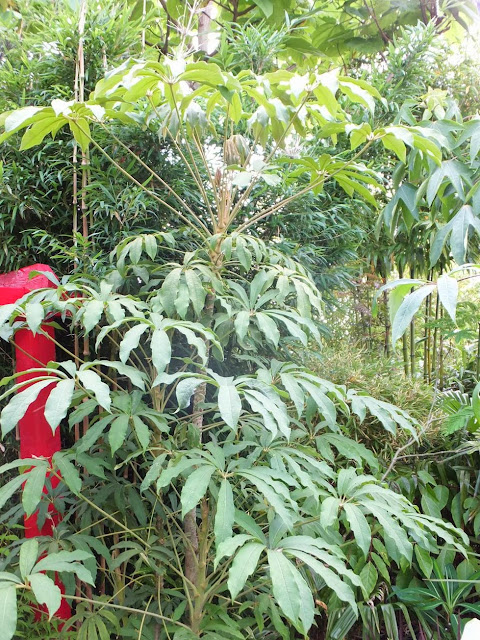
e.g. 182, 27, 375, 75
410, 264, 416, 378
476, 322, 480, 381
398, 264, 409, 376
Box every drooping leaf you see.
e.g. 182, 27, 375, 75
44, 379, 75, 432
214, 479, 235, 547
343, 503, 371, 558
267, 550, 309, 634
180, 465, 215, 519
108, 415, 130, 455
1, 380, 55, 437
392, 285, 436, 344
218, 382, 242, 429
437, 274, 458, 322
77, 369, 111, 411
151, 329, 172, 375
52, 452, 81, 495
22, 462, 47, 517
28, 573, 61, 620
19, 539, 39, 580
0, 585, 17, 640
227, 542, 264, 600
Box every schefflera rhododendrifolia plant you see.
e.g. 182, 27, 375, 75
0, 58, 466, 639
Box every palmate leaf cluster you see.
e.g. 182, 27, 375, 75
0, 230, 468, 639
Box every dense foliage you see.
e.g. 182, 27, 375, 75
0, 1, 480, 639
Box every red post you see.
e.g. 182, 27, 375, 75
0, 264, 71, 619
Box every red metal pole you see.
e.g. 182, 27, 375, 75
0, 264, 71, 619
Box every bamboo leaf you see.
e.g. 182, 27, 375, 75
437, 274, 458, 322
392, 285, 436, 344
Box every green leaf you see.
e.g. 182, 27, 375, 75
132, 415, 150, 450
256, 313, 280, 348
234, 310, 250, 342
82, 300, 104, 333
151, 329, 172, 374
392, 285, 436, 344
450, 205, 479, 265
253, 0, 273, 17
181, 465, 215, 519
185, 270, 206, 315
52, 452, 81, 494
215, 534, 253, 569
157, 457, 204, 490
69, 118, 90, 152
291, 549, 357, 614
0, 475, 28, 511
119, 324, 149, 364
33, 550, 94, 584
45, 379, 75, 432
359, 563, 378, 598
159, 268, 182, 316
22, 462, 47, 517
320, 496, 340, 529
215, 479, 235, 547
218, 382, 242, 429
1, 380, 55, 437
176, 377, 203, 410
414, 545, 433, 578
25, 303, 44, 333
77, 370, 111, 411
267, 550, 306, 633
472, 381, 480, 424
343, 503, 371, 558
437, 274, 458, 322
28, 573, 61, 620
0, 585, 16, 640
228, 542, 264, 599
108, 415, 130, 455
19, 539, 38, 580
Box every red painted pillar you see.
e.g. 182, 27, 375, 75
0, 264, 71, 619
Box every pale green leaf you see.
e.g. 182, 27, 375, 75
108, 415, 130, 455
44, 379, 75, 432
218, 382, 242, 429
22, 462, 47, 517
228, 542, 264, 599
52, 452, 81, 494
1, 380, 55, 437
19, 539, 38, 580
343, 503, 371, 558
151, 329, 172, 374
28, 573, 61, 620
0, 585, 16, 640
437, 274, 458, 322
77, 370, 111, 411
181, 465, 215, 519
215, 479, 235, 547
392, 285, 436, 344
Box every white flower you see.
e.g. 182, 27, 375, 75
462, 619, 480, 640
